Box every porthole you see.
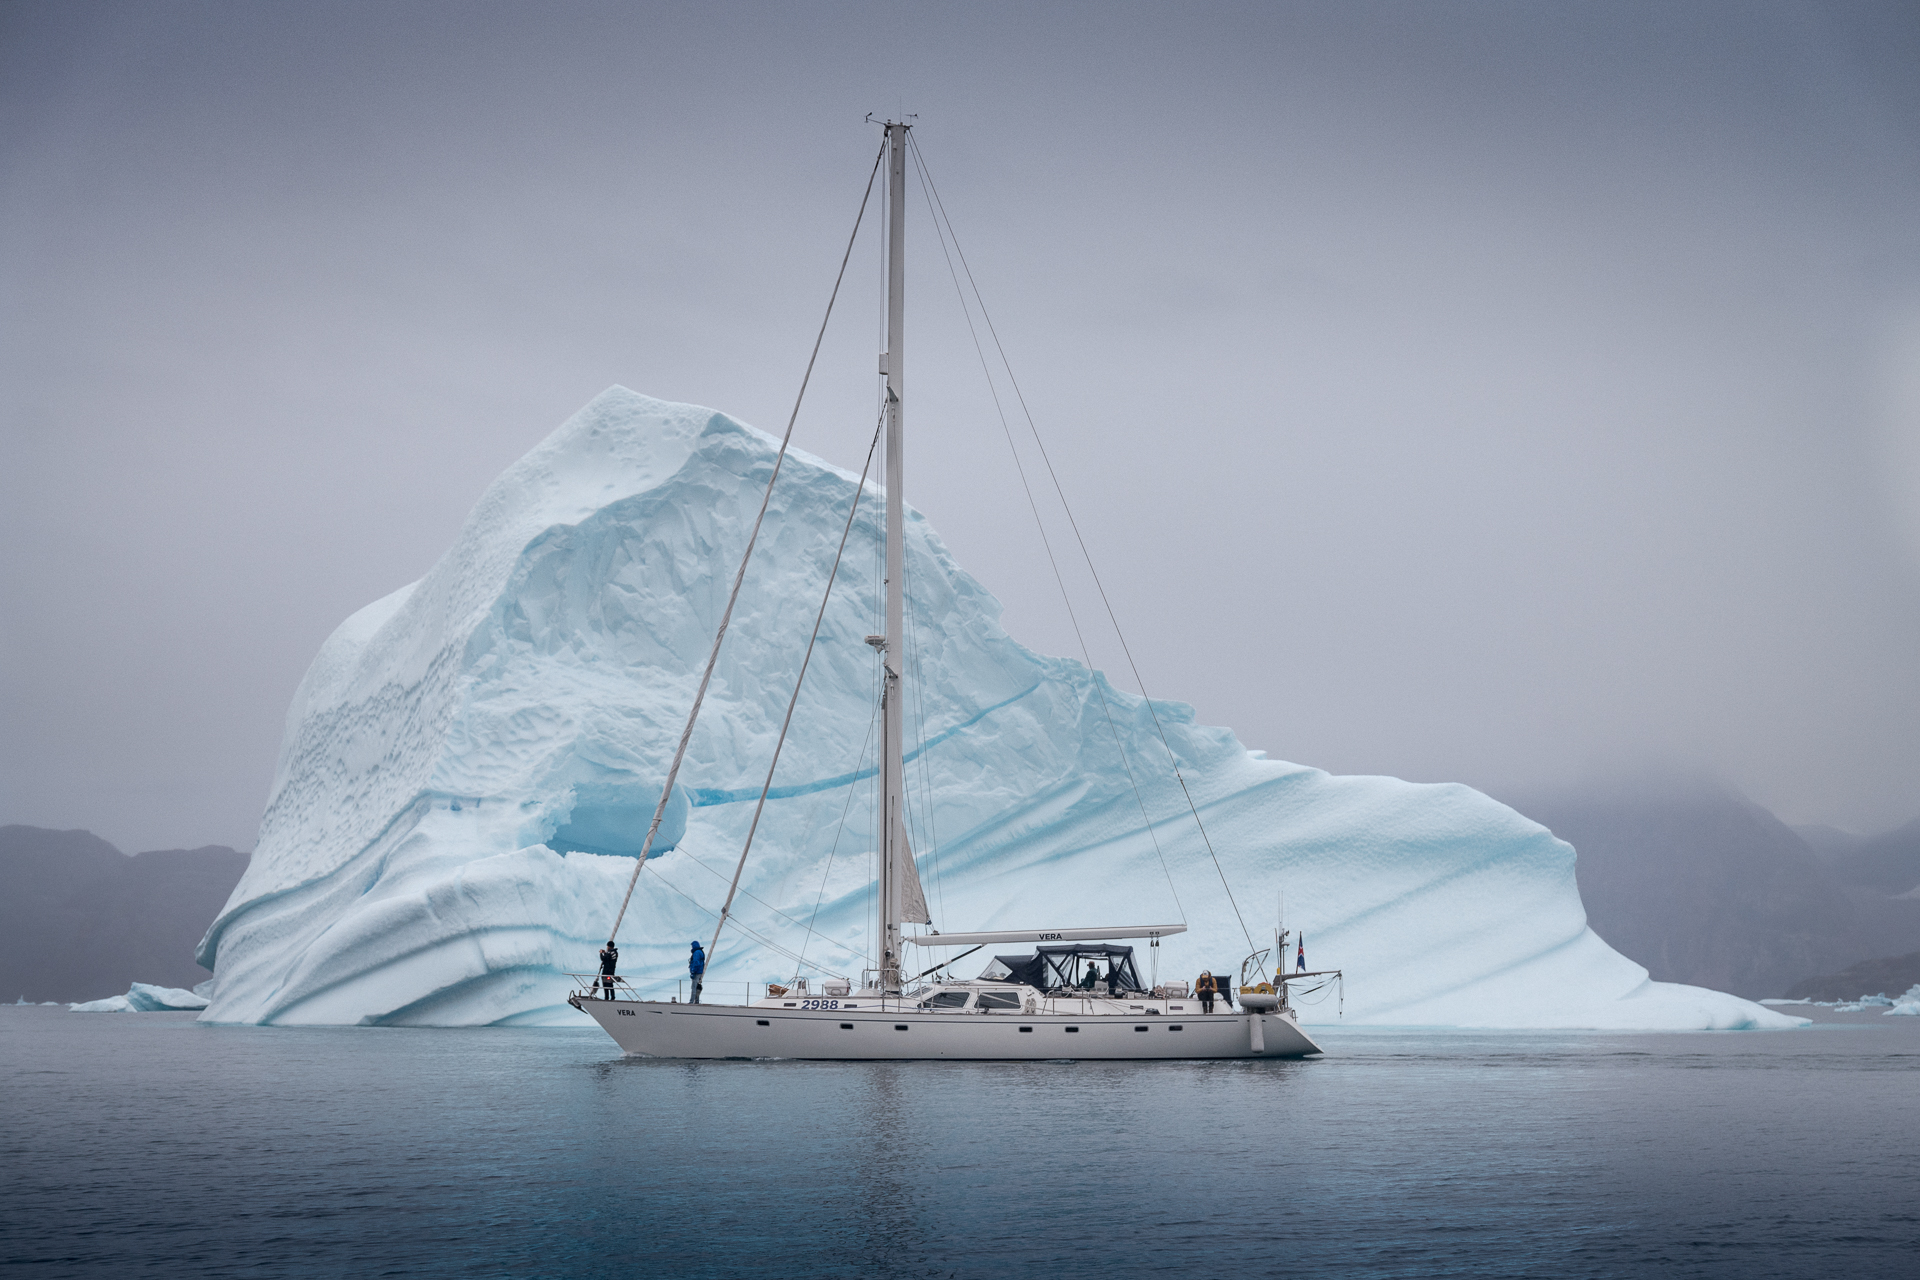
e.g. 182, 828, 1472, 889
1169, 1025, 1184, 1031
756, 1019, 770, 1026
1064, 1027, 1080, 1033
1134, 1026, 1148, 1032
1018, 1027, 1033, 1033
840, 1023, 854, 1030
894, 1024, 909, 1031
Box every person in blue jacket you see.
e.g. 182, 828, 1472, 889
688, 940, 706, 1004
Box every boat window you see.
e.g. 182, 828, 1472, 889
1031, 944, 1145, 994
924, 991, 971, 1009
975, 991, 1022, 1010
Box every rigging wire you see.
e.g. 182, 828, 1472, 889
791, 700, 879, 985
605, 137, 886, 944
707, 413, 887, 958
640, 849, 848, 979
905, 130, 1188, 926
908, 130, 1253, 951
672, 846, 867, 964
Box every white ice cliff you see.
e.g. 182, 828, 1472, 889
71, 982, 210, 1013
198, 387, 1801, 1031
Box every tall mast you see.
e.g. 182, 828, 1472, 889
877, 120, 909, 996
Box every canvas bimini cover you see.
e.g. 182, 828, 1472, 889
981, 945, 1144, 993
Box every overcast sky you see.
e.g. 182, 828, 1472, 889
4, 0, 1918, 854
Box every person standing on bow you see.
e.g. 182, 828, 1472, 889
598, 939, 619, 1000
1196, 969, 1218, 1013
688, 940, 706, 1004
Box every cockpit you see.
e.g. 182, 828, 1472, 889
977, 944, 1145, 996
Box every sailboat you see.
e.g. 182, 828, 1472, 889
570, 121, 1338, 1060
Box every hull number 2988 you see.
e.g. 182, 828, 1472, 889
800, 999, 841, 1010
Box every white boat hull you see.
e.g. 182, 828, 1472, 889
571, 996, 1324, 1060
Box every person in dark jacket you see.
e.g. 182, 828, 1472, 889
688, 940, 706, 1004
598, 940, 619, 1000
1196, 970, 1218, 1013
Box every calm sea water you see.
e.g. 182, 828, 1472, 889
2, 1004, 1915, 1279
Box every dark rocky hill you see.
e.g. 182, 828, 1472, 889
1824, 818, 1920, 896
1793, 824, 1866, 859
1784, 950, 1920, 1002
0, 825, 248, 1002
1494, 779, 1920, 1000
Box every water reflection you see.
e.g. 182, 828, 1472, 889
6, 1010, 1916, 1279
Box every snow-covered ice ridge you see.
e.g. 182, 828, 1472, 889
198, 388, 1799, 1031
71, 983, 209, 1013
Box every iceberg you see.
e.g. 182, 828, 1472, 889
198, 388, 1801, 1031
70, 982, 211, 1013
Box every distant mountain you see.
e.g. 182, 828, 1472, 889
1792, 824, 1867, 860
1487, 778, 1920, 999
0, 825, 248, 1002
1784, 950, 1920, 1002
1823, 818, 1920, 896
1495, 779, 1871, 999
